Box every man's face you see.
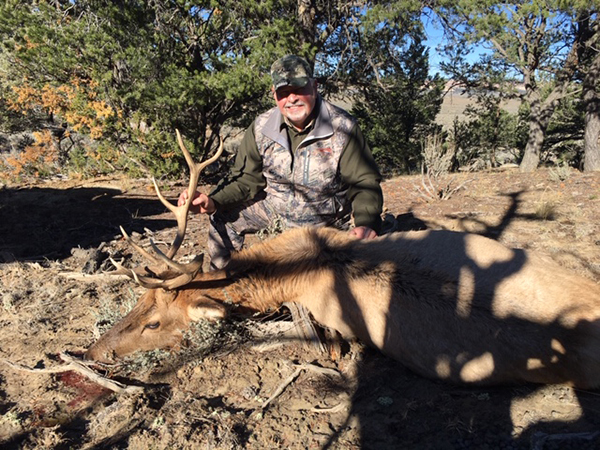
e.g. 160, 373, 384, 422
273, 80, 318, 130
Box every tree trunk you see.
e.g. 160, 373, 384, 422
584, 102, 600, 171
520, 101, 550, 172
298, 0, 317, 50
520, 88, 565, 172
583, 49, 600, 172
520, 121, 544, 172
519, 13, 587, 172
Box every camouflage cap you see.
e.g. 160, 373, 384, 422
270, 55, 313, 90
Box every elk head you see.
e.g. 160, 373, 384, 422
85, 130, 225, 363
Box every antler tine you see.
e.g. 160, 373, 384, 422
148, 239, 204, 276
112, 130, 223, 289
109, 256, 135, 277
118, 226, 162, 266
109, 252, 204, 290
151, 129, 224, 260
108, 256, 156, 287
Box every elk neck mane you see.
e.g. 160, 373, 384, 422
200, 227, 380, 313
197, 228, 432, 312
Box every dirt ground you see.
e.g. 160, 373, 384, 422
1, 167, 600, 450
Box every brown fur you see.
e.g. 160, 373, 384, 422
86, 227, 600, 388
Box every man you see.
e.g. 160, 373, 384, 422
179, 55, 383, 269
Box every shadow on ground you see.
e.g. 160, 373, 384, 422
0, 186, 172, 262
326, 198, 600, 449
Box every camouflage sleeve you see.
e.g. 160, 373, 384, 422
339, 124, 384, 233
210, 121, 267, 209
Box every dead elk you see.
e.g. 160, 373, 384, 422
85, 134, 600, 388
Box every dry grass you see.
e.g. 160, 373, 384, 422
1, 168, 599, 449
417, 133, 471, 201
534, 201, 558, 221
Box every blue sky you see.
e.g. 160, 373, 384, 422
421, 14, 492, 77
422, 13, 445, 75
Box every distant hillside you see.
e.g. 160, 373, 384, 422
331, 88, 521, 129
436, 86, 521, 129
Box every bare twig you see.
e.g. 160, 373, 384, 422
2, 353, 144, 394
259, 362, 341, 412
417, 166, 472, 202
58, 271, 130, 282
260, 365, 304, 411
309, 402, 349, 413
300, 362, 341, 378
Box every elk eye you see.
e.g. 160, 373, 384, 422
144, 321, 160, 330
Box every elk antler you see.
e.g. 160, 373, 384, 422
111, 130, 224, 289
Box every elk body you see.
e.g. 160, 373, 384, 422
85, 131, 600, 388
87, 225, 600, 388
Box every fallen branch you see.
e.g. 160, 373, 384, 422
309, 402, 349, 413
2, 352, 144, 394
259, 362, 341, 412
58, 271, 130, 282
260, 365, 304, 411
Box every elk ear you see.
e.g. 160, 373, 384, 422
187, 296, 227, 322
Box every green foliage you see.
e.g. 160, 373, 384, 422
450, 108, 520, 169
0, 0, 277, 177
542, 94, 585, 166
451, 69, 522, 168
1, 0, 441, 179
351, 28, 444, 175
449, 83, 585, 170
435, 0, 573, 74
432, 1, 599, 171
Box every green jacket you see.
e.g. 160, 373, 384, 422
211, 97, 383, 232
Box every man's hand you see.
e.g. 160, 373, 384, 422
178, 190, 216, 214
349, 226, 377, 240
